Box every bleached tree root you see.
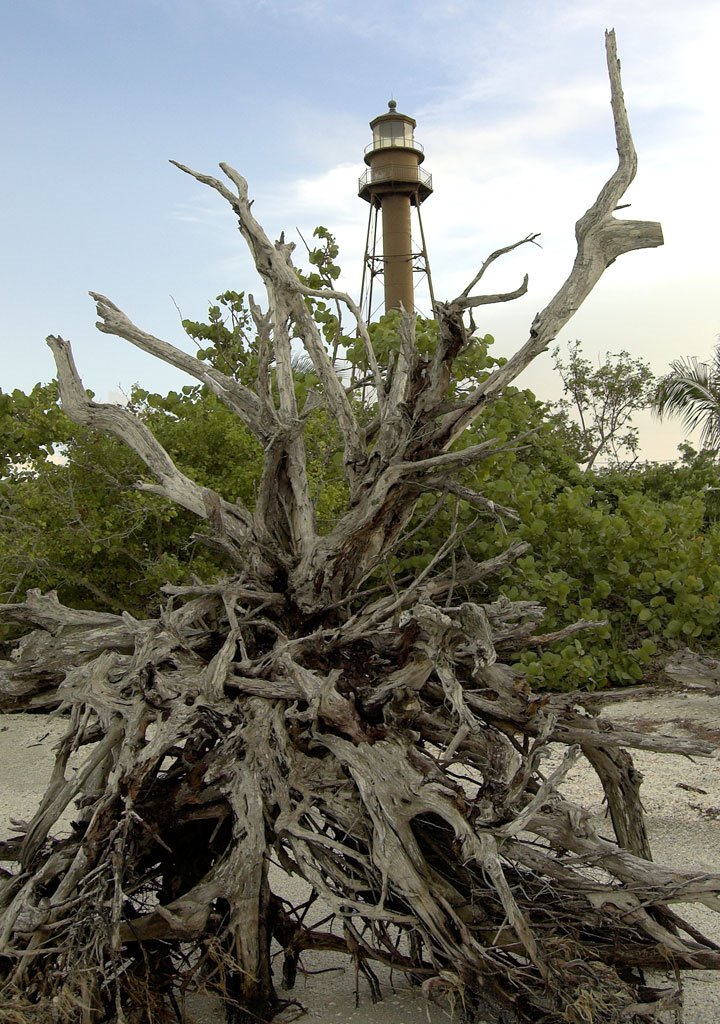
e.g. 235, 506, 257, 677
2, 29, 715, 1024
1, 585, 719, 1023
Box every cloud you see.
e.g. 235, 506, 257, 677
170, 197, 229, 226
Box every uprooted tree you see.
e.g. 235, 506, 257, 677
2, 32, 719, 1024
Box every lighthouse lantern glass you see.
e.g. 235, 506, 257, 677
373, 119, 414, 149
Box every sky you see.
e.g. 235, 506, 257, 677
1, 0, 718, 461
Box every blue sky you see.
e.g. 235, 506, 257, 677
1, 0, 718, 459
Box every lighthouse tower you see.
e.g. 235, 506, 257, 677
358, 100, 434, 317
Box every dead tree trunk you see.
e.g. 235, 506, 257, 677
2, 31, 718, 1024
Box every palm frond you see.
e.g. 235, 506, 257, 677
291, 352, 317, 377
654, 353, 720, 449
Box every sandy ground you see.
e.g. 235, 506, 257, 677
1, 686, 718, 1023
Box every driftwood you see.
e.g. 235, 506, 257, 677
2, 31, 717, 1024
661, 647, 720, 689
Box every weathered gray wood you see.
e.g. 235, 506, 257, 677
90, 291, 269, 439
1, 30, 717, 1024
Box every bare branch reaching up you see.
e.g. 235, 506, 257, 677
171, 160, 368, 483
438, 29, 663, 448
48, 335, 259, 564
458, 274, 530, 309
297, 280, 385, 411
460, 234, 541, 299
91, 292, 269, 440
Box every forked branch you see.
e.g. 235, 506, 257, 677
460, 234, 541, 299
48, 335, 258, 564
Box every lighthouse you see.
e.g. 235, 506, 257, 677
358, 100, 434, 317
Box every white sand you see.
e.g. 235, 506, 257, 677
1, 689, 718, 1022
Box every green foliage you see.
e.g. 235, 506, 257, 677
305, 226, 342, 284
5, 260, 720, 691
0, 280, 349, 619
386, 336, 720, 690
297, 227, 346, 358
0, 385, 222, 617
181, 290, 256, 384
0, 382, 72, 470
135, 386, 264, 504
345, 312, 497, 407
507, 479, 720, 689
553, 340, 656, 470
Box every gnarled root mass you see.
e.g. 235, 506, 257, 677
1, 586, 719, 1024
1, 29, 717, 1024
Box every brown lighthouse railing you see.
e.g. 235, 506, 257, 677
364, 138, 425, 156
358, 165, 433, 193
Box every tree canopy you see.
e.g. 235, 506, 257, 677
552, 339, 656, 470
